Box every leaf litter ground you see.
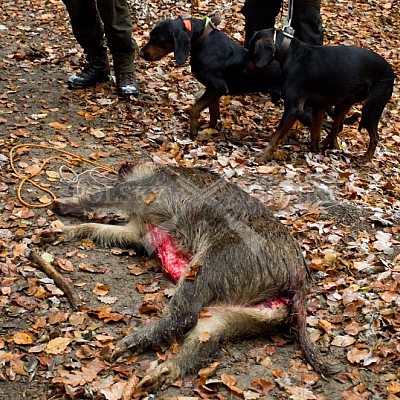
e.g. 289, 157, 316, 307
0, 0, 400, 399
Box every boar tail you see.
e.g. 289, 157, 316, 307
292, 286, 332, 376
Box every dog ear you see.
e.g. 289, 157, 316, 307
173, 30, 191, 65
247, 30, 275, 69
253, 37, 275, 68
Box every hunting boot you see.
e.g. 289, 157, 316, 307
115, 71, 139, 97
67, 52, 110, 89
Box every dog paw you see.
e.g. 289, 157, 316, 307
255, 152, 271, 164
39, 228, 67, 244
321, 138, 340, 151
137, 361, 181, 393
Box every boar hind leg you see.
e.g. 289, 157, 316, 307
40, 219, 144, 247
136, 304, 289, 392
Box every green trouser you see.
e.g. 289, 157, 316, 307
292, 0, 324, 45
61, 0, 136, 73
242, 0, 323, 46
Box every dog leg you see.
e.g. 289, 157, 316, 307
359, 79, 393, 161
257, 106, 300, 162
208, 98, 221, 128
322, 103, 351, 151
310, 107, 325, 152
40, 219, 144, 247
188, 91, 220, 139
363, 124, 379, 162
136, 304, 289, 392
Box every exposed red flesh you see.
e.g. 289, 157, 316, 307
146, 225, 190, 282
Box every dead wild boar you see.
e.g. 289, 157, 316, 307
40, 158, 330, 392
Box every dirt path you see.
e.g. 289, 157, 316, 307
1, 1, 400, 399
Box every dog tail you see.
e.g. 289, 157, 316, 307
359, 77, 394, 133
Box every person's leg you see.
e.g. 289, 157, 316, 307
292, 0, 324, 45
61, 0, 111, 88
241, 0, 282, 47
96, 0, 139, 96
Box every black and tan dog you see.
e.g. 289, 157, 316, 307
140, 16, 282, 139
41, 158, 330, 392
247, 28, 395, 162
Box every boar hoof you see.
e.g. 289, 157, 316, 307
112, 332, 143, 360
39, 228, 66, 244
137, 362, 181, 392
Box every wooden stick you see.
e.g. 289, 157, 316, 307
25, 247, 82, 310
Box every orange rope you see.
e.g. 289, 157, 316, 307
9, 143, 118, 208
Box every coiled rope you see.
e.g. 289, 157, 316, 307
9, 143, 118, 208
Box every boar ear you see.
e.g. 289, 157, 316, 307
173, 30, 191, 65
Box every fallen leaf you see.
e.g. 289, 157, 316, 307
287, 386, 316, 400
93, 283, 110, 296
387, 380, 400, 395
45, 337, 72, 354
49, 121, 71, 130
185, 263, 202, 280
347, 348, 368, 364
198, 362, 219, 381
250, 379, 275, 396
198, 331, 211, 343
12, 332, 34, 345
331, 335, 356, 347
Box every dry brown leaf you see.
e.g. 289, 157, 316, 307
45, 337, 72, 354
347, 348, 368, 364
57, 258, 74, 273
144, 192, 157, 204
10, 359, 28, 376
286, 386, 316, 400
185, 263, 202, 281
12, 332, 34, 345
93, 282, 110, 296
331, 335, 356, 347
48, 121, 71, 130
221, 372, 238, 389
198, 362, 219, 381
250, 379, 275, 396
121, 373, 140, 400
387, 381, 400, 395
69, 312, 87, 326
198, 331, 211, 343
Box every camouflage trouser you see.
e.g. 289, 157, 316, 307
61, 0, 137, 72
242, 0, 324, 46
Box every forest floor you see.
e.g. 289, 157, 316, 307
0, 0, 399, 399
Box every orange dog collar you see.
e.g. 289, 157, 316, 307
182, 18, 192, 31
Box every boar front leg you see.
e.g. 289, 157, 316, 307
113, 272, 211, 359
40, 219, 145, 248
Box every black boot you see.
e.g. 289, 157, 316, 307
67, 53, 110, 89
115, 72, 139, 97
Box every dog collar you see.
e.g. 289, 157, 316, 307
180, 17, 192, 32
195, 13, 220, 44
275, 27, 294, 62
